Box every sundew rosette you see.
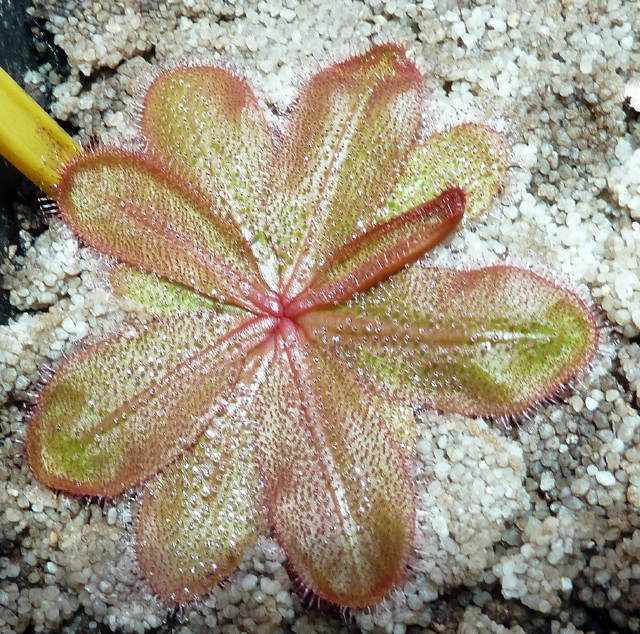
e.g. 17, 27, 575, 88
24, 44, 600, 608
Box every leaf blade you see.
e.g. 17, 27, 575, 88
300, 264, 600, 418
140, 63, 275, 240
289, 187, 465, 314
57, 149, 278, 313
109, 263, 229, 314
137, 354, 268, 602
27, 312, 275, 495
258, 330, 415, 608
267, 43, 423, 296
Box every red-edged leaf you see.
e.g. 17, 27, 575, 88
109, 263, 227, 314
137, 351, 269, 602
266, 43, 423, 297
383, 123, 509, 222
57, 149, 278, 314
27, 312, 275, 496
140, 63, 275, 240
288, 188, 465, 314
300, 264, 600, 419
258, 327, 415, 608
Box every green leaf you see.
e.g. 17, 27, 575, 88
258, 330, 415, 608
57, 149, 278, 314
137, 354, 268, 602
140, 63, 275, 244
300, 264, 600, 418
27, 312, 273, 495
266, 43, 424, 297
383, 123, 508, 222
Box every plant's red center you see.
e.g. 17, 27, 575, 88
274, 315, 296, 339
231, 284, 310, 346
269, 293, 306, 339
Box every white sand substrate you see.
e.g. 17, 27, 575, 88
1, 0, 640, 632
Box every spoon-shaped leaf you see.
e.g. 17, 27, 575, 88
57, 149, 278, 314
383, 123, 509, 222
27, 312, 274, 495
258, 328, 415, 608
138, 352, 268, 602
301, 264, 599, 418
267, 43, 424, 297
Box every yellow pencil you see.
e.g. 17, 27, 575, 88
0, 66, 80, 196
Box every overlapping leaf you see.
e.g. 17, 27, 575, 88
300, 264, 599, 418
266, 44, 424, 297
57, 149, 277, 314
137, 352, 269, 602
382, 123, 509, 222
27, 312, 272, 495
139, 64, 275, 241
109, 264, 226, 314
289, 187, 465, 313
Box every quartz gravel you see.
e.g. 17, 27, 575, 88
1, 0, 640, 632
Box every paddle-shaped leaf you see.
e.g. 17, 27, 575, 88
140, 63, 275, 239
27, 312, 272, 496
57, 149, 277, 314
299, 264, 600, 418
382, 123, 509, 222
258, 329, 415, 608
137, 352, 269, 602
267, 43, 423, 297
